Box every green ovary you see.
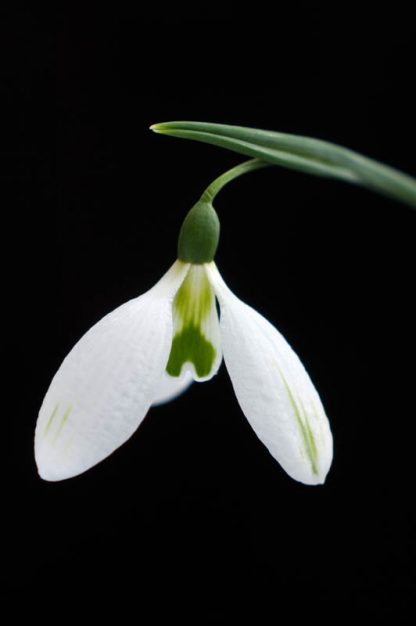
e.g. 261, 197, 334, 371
166, 324, 216, 378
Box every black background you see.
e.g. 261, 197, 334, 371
2, 4, 416, 619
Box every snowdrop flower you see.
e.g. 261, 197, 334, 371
35, 166, 333, 485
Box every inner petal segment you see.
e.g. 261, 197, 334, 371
166, 264, 222, 381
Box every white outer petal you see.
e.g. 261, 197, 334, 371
151, 370, 193, 406
206, 263, 333, 485
35, 260, 190, 481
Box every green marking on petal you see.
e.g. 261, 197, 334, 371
44, 402, 60, 434
58, 405, 72, 433
44, 403, 73, 441
279, 372, 319, 475
166, 265, 218, 379
173, 265, 213, 326
167, 324, 216, 378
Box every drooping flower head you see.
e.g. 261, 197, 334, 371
35, 161, 333, 485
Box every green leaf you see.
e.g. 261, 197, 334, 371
151, 121, 416, 209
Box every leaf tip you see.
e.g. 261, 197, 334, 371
149, 122, 168, 134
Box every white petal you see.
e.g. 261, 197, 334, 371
35, 260, 190, 481
206, 263, 333, 485
165, 264, 222, 382
151, 370, 193, 406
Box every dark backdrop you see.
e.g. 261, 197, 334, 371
2, 5, 415, 619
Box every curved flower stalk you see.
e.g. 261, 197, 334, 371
35, 160, 333, 485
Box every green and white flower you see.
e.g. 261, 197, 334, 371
35, 170, 333, 485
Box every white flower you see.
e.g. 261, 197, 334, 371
35, 259, 333, 485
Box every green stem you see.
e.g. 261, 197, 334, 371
200, 158, 271, 203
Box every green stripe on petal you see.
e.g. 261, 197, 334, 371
44, 402, 60, 434
43, 403, 73, 440
54, 405, 73, 440
166, 265, 222, 381
279, 372, 319, 476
